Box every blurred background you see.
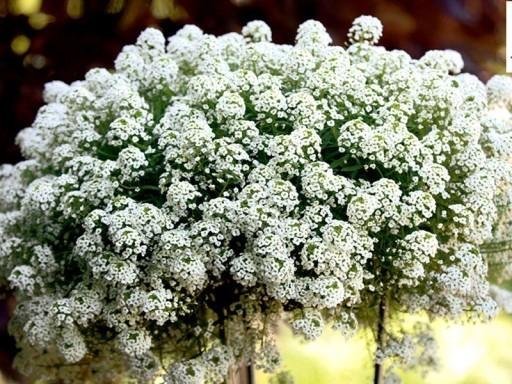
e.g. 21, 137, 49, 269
0, 0, 508, 383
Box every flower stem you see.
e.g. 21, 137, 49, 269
373, 295, 386, 384
226, 362, 254, 384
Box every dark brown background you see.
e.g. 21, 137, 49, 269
0, 0, 506, 381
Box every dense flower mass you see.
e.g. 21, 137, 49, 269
0, 15, 511, 383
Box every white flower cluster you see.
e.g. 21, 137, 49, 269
0, 14, 511, 383
376, 322, 439, 382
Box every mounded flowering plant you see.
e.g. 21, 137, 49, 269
1, 15, 512, 383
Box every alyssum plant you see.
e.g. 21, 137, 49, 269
1, 15, 511, 384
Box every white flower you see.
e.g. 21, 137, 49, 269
117, 146, 148, 183
165, 180, 201, 222
419, 50, 464, 74
106, 116, 148, 147
242, 20, 272, 43
216, 91, 246, 121
118, 328, 152, 357
291, 309, 324, 340
296, 20, 332, 50
1, 15, 511, 383
8, 265, 38, 294
165, 360, 205, 384
487, 75, 512, 109
57, 325, 88, 363
347, 15, 383, 45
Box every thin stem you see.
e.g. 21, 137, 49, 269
227, 362, 254, 384
219, 315, 254, 384
373, 295, 386, 384
248, 364, 255, 384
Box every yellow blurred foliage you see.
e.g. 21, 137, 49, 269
8, 0, 40, 15
257, 315, 512, 384
10, 34, 30, 55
